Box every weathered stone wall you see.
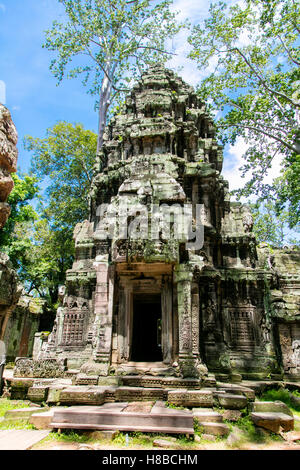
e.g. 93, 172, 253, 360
262, 246, 300, 380
3, 296, 45, 362
0, 104, 18, 228
0, 254, 22, 342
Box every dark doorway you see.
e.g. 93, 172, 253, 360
131, 294, 162, 362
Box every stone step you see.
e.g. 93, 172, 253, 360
196, 421, 230, 437
217, 384, 256, 400
4, 406, 49, 422
121, 375, 202, 389
250, 401, 293, 417
167, 389, 214, 408
29, 408, 62, 430
251, 412, 294, 433
214, 393, 248, 410
50, 405, 194, 435
192, 409, 223, 423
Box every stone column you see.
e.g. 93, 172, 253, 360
117, 283, 132, 362
91, 256, 115, 375
161, 276, 173, 364
201, 183, 212, 228
174, 264, 207, 378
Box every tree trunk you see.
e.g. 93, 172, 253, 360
97, 63, 115, 154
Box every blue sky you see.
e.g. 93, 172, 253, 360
0, 0, 284, 195
0, 0, 97, 171
0, 0, 241, 178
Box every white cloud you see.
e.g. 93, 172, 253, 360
0, 3, 6, 13
0, 80, 6, 104
222, 135, 284, 202
222, 137, 251, 193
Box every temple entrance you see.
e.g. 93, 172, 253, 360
130, 294, 163, 362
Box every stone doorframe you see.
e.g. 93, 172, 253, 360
115, 263, 174, 365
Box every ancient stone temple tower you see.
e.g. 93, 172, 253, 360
28, 65, 299, 384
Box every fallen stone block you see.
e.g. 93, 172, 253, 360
83, 430, 118, 441
4, 406, 49, 422
222, 410, 242, 422
226, 427, 246, 447
250, 401, 293, 417
50, 405, 194, 435
215, 393, 248, 410
74, 374, 99, 386
251, 412, 294, 433
153, 439, 177, 448
59, 386, 105, 405
115, 387, 165, 402
27, 385, 49, 403
168, 389, 214, 408
9, 378, 35, 400
46, 385, 66, 404
192, 409, 223, 423
29, 410, 55, 430
282, 431, 300, 442
218, 384, 255, 400
197, 421, 230, 437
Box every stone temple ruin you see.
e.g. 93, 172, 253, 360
13, 65, 300, 391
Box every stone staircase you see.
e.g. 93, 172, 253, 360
250, 401, 294, 433
193, 409, 229, 436
50, 401, 195, 435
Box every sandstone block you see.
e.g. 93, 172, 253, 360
4, 406, 49, 421
215, 393, 248, 410
192, 409, 223, 423
197, 421, 230, 436
250, 400, 293, 417
29, 410, 55, 430
251, 412, 294, 433
168, 389, 214, 407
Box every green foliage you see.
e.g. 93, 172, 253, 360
49, 430, 91, 443
11, 122, 98, 304
189, 0, 300, 227
0, 173, 39, 249
0, 398, 32, 418
25, 121, 97, 230
193, 418, 204, 435
235, 416, 266, 443
8, 218, 74, 304
44, 0, 184, 150
251, 198, 300, 246
259, 388, 300, 412
0, 122, 96, 306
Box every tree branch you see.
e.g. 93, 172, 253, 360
219, 123, 298, 153
230, 46, 300, 109
277, 34, 300, 66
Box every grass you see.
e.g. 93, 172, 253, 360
0, 398, 33, 418
0, 419, 36, 430
0, 398, 38, 430
46, 430, 92, 444
259, 388, 300, 412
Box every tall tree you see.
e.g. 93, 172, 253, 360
0, 173, 39, 249
25, 121, 97, 233
188, 0, 300, 227
251, 199, 300, 247
44, 0, 183, 152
